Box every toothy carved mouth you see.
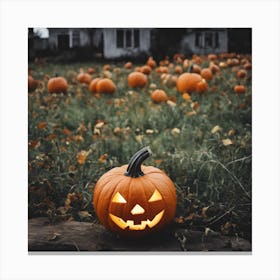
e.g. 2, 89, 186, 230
109, 210, 165, 230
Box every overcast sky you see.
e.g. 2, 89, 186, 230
33, 28, 49, 38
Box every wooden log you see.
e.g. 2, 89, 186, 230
28, 218, 251, 252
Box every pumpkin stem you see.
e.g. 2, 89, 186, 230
125, 146, 152, 178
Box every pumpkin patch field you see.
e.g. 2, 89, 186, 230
28, 53, 252, 250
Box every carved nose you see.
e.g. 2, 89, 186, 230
130, 204, 145, 215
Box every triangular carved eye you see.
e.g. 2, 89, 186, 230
112, 192, 127, 203
148, 189, 162, 202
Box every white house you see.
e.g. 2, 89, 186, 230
46, 28, 151, 59
180, 28, 228, 55
102, 28, 151, 59
31, 28, 242, 60
48, 28, 103, 50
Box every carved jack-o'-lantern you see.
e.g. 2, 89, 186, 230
93, 147, 177, 237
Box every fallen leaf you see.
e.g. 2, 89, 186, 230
228, 129, 236, 136
155, 159, 163, 165
28, 139, 40, 149
113, 127, 122, 134
65, 192, 84, 209
48, 232, 61, 241
45, 134, 57, 141
93, 128, 101, 135
182, 92, 192, 101
174, 216, 184, 224
78, 211, 92, 220
37, 121, 47, 130
57, 206, 69, 215
185, 213, 202, 221
95, 121, 105, 129
149, 83, 157, 89
186, 111, 197, 116
211, 125, 222, 134
171, 127, 181, 135
63, 128, 72, 136
76, 150, 91, 165
73, 135, 84, 142
191, 101, 200, 111
76, 123, 87, 134
98, 154, 108, 164
135, 135, 144, 143
169, 95, 176, 103
146, 129, 154, 134
202, 206, 209, 218
222, 138, 233, 146
167, 100, 176, 107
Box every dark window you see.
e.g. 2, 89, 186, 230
72, 30, 80, 47
195, 32, 202, 47
134, 29, 140, 47
117, 29, 140, 48
117, 30, 124, 48
205, 32, 213, 47
215, 32, 219, 48
126, 30, 132, 47
57, 34, 69, 50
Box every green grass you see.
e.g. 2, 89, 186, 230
28, 57, 252, 240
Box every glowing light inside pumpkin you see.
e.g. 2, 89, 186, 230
112, 192, 127, 203
109, 210, 165, 230
148, 189, 162, 202
130, 204, 145, 215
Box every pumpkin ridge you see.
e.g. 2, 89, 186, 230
93, 173, 118, 207
149, 173, 177, 201
142, 177, 163, 220
121, 176, 133, 222
148, 174, 177, 217
147, 177, 169, 217
138, 176, 153, 220
96, 176, 128, 226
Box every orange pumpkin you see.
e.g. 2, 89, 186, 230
128, 72, 148, 88
162, 74, 178, 88
47, 75, 68, 93
234, 85, 246, 94
93, 146, 177, 237
196, 79, 209, 94
155, 66, 169, 74
77, 72, 91, 84
28, 75, 37, 92
140, 65, 152, 75
200, 68, 213, 81
182, 92, 192, 101
124, 62, 133, 69
96, 78, 116, 94
87, 67, 96, 74
173, 53, 184, 63
146, 57, 157, 68
174, 65, 183, 74
103, 64, 111, 71
209, 63, 220, 73
244, 63, 252, 70
176, 73, 202, 93
151, 89, 168, 103
208, 54, 217, 61
237, 69, 247, 79
89, 78, 102, 93
192, 55, 202, 64
191, 64, 201, 74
